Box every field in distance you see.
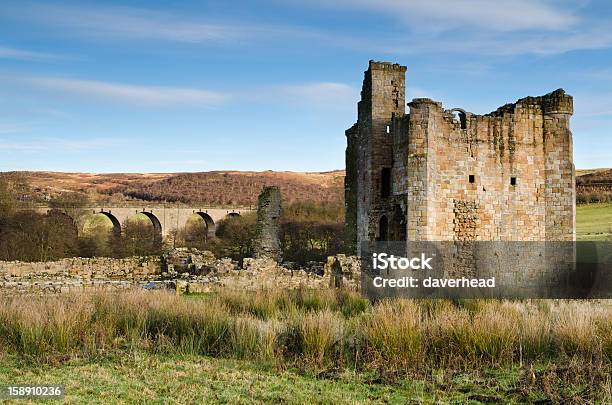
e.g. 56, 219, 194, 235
577, 202, 612, 240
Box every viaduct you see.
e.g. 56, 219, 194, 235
34, 206, 252, 239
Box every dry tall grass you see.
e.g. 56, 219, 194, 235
0, 290, 610, 377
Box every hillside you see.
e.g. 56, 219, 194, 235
107, 171, 345, 206
2, 168, 610, 207
576, 168, 612, 188
1, 170, 345, 207
576, 168, 612, 203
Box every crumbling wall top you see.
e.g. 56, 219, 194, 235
408, 98, 443, 108
368, 60, 407, 72
487, 88, 573, 117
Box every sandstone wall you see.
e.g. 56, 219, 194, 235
0, 251, 361, 295
253, 186, 282, 261
0, 257, 160, 294
345, 61, 575, 250
405, 91, 574, 242
350, 61, 406, 254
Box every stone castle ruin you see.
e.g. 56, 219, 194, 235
345, 60, 575, 254
253, 186, 282, 262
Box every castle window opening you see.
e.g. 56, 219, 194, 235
511, 177, 517, 186
386, 125, 390, 134
381, 168, 391, 198
452, 110, 467, 129
378, 215, 388, 241
469, 174, 475, 184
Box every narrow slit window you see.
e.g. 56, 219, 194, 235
386, 125, 390, 134
381, 168, 391, 198
469, 175, 475, 184
510, 177, 517, 186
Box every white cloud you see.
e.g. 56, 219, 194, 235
455, 25, 612, 56
0, 46, 57, 61
301, 0, 579, 32
26, 77, 228, 107
5, 3, 238, 43
12, 74, 355, 109
4, 1, 603, 57
5, 3, 327, 45
276, 82, 358, 106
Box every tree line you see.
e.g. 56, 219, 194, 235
0, 177, 346, 264
0, 178, 163, 261
173, 200, 346, 265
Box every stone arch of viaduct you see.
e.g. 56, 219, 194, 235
37, 206, 251, 239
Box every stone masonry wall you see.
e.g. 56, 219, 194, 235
405, 90, 574, 242
345, 61, 575, 252
0, 257, 160, 294
344, 124, 359, 254
351, 61, 406, 254
253, 186, 282, 261
0, 251, 360, 294
345, 61, 575, 281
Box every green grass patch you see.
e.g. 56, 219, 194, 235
577, 203, 612, 240
0, 353, 607, 404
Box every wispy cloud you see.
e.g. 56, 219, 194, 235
0, 122, 35, 134
3, 1, 603, 57
4, 3, 238, 43
0, 46, 58, 61
288, 0, 606, 56
4, 2, 326, 45
455, 25, 612, 56
275, 82, 358, 106
300, 0, 579, 32
25, 77, 228, 107
13, 74, 355, 109
0, 137, 121, 152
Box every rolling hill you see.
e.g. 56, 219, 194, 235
2, 168, 610, 207
1, 170, 345, 207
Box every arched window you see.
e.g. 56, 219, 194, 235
451, 109, 467, 129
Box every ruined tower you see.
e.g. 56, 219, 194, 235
345, 61, 575, 254
253, 186, 282, 262
345, 61, 406, 253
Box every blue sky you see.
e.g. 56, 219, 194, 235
0, 0, 611, 172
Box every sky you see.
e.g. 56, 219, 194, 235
0, 0, 611, 173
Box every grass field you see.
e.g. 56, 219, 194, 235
577, 202, 612, 240
0, 353, 604, 404
0, 290, 610, 403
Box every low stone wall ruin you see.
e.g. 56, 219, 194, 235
0, 249, 361, 295
0, 257, 161, 294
